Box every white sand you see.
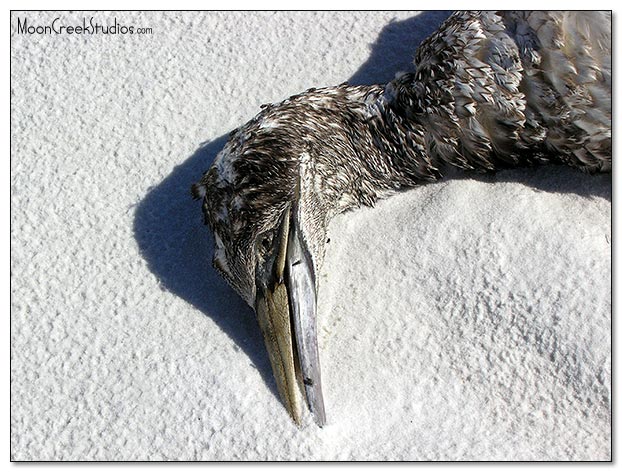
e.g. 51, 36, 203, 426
11, 11, 611, 460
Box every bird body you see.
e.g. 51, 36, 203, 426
192, 11, 611, 426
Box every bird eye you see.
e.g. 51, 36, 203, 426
258, 232, 273, 255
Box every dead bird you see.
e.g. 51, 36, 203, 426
192, 11, 611, 426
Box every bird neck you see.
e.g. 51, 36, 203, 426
332, 80, 441, 212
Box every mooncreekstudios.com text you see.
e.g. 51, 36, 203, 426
16, 16, 152, 35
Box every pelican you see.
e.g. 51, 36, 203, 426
192, 11, 611, 426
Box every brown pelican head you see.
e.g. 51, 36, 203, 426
191, 88, 370, 426
192, 82, 431, 426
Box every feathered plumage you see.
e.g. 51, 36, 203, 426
192, 11, 611, 425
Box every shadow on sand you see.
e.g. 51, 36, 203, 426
132, 11, 610, 402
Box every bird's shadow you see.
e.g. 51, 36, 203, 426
132, 11, 610, 402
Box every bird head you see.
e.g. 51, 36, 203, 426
192, 82, 416, 426
192, 126, 297, 307
192, 93, 341, 426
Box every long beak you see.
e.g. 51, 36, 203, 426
254, 205, 326, 427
